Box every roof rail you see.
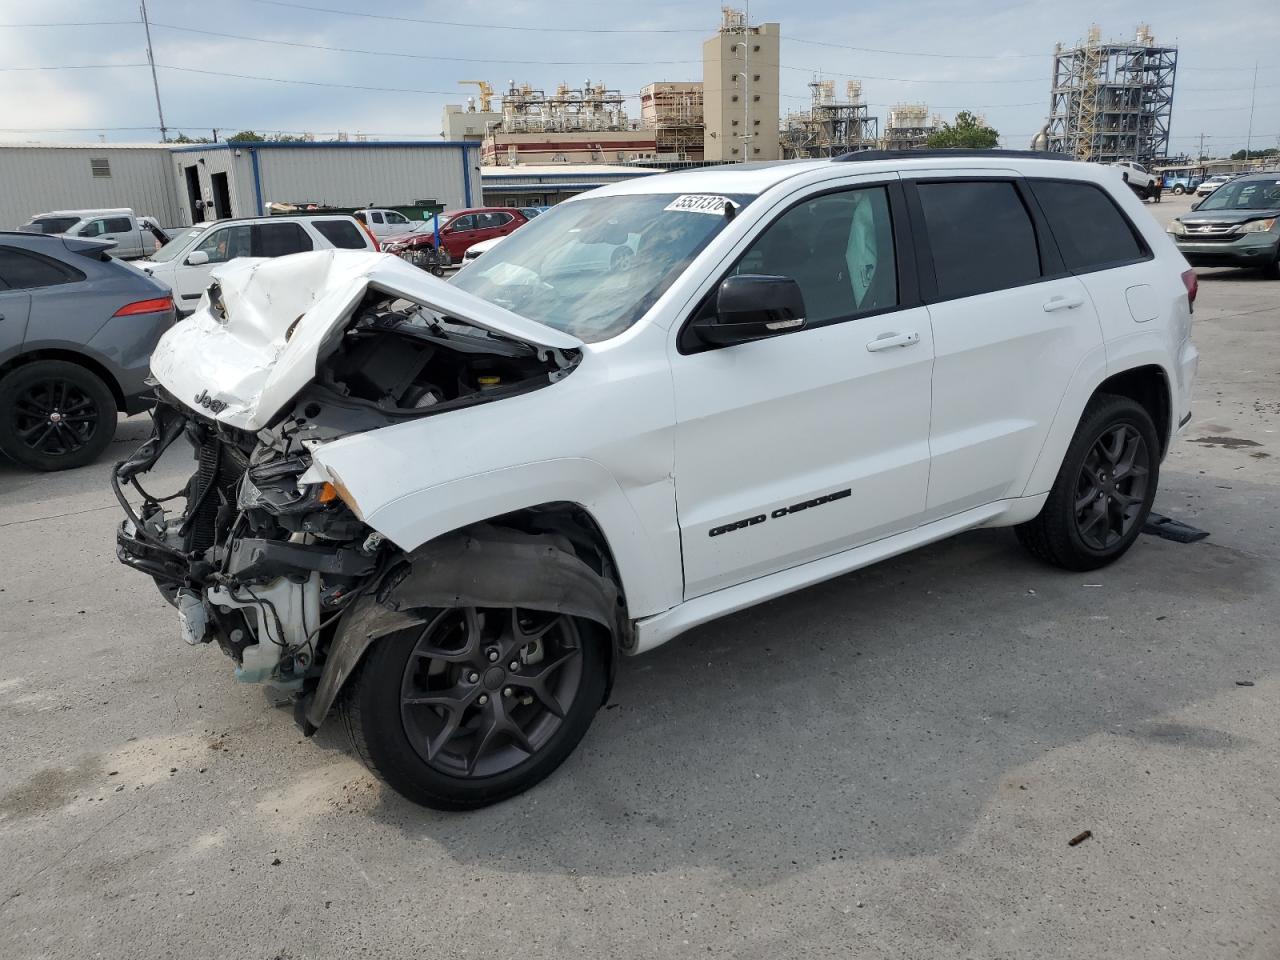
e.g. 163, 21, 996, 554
833, 149, 1075, 163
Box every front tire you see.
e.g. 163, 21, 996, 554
342, 606, 607, 810
0, 360, 117, 471
1016, 394, 1159, 571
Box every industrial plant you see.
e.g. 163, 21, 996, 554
1046, 24, 1178, 164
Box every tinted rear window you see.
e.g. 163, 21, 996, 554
313, 219, 367, 249
1030, 180, 1146, 271
253, 221, 313, 258
25, 217, 80, 234
0, 246, 84, 290
917, 181, 1041, 300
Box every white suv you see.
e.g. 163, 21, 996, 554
114, 152, 1198, 810
137, 214, 376, 314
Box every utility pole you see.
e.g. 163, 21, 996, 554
1243, 60, 1258, 164
1198, 132, 1204, 162
139, 0, 168, 142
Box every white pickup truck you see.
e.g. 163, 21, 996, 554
19, 208, 169, 259
1110, 162, 1159, 199
354, 208, 416, 238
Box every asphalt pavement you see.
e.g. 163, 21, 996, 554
1, 194, 1277, 959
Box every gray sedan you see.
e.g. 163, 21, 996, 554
0, 232, 176, 470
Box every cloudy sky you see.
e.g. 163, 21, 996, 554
2, 0, 1276, 156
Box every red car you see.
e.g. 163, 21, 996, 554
383, 207, 528, 261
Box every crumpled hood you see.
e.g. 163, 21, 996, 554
148, 249, 581, 431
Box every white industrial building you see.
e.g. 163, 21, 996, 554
0, 141, 482, 229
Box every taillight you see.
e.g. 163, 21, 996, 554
113, 295, 175, 317
1180, 268, 1198, 312
357, 219, 380, 252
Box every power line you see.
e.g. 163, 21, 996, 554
0, 20, 141, 27
148, 22, 700, 66
243, 0, 702, 33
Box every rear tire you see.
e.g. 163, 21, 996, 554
342, 607, 607, 810
1016, 394, 1159, 571
0, 360, 117, 471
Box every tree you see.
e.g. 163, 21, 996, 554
1231, 147, 1278, 161
167, 132, 212, 144
926, 111, 1000, 150
227, 130, 266, 142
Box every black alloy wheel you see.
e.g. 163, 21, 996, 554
0, 360, 117, 471
343, 603, 606, 810
1015, 393, 1160, 571
1072, 423, 1151, 551
400, 607, 585, 777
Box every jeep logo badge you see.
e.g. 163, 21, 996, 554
193, 389, 229, 414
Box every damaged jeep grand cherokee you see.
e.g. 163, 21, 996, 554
115, 154, 1198, 810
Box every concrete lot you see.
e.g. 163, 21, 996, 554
1, 194, 1277, 959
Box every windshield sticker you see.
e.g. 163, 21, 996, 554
665, 194, 738, 215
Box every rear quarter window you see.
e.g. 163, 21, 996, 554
312, 219, 368, 249
0, 246, 85, 290
1029, 179, 1148, 272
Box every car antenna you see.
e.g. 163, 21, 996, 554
723, 200, 736, 222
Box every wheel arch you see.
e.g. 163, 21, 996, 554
0, 348, 127, 412
1093, 364, 1172, 458
301, 509, 631, 733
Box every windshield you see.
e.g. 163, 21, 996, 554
1199, 178, 1280, 211
147, 225, 209, 263
450, 192, 750, 342
21, 217, 80, 234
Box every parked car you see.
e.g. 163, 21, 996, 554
460, 234, 505, 264
0, 232, 175, 470
136, 214, 376, 314
1195, 175, 1234, 197
382, 207, 528, 261
1110, 161, 1158, 198
19, 208, 170, 260
1168, 172, 1280, 276
115, 152, 1197, 810
353, 208, 416, 239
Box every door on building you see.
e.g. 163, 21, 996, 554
211, 172, 232, 219
184, 165, 205, 223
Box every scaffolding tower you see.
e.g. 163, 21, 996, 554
640, 82, 705, 160
1047, 24, 1177, 164
781, 80, 880, 158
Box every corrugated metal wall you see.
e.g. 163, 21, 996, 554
254, 144, 480, 213
0, 146, 181, 229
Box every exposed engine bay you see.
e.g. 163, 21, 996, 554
114, 276, 580, 709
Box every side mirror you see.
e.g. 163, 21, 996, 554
692, 275, 807, 347
185, 250, 210, 266
1190, 200, 1202, 211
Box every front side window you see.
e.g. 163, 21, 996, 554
195, 225, 251, 264
78, 219, 107, 238
253, 221, 313, 258
0, 246, 83, 290
917, 180, 1041, 300
730, 186, 898, 324
1030, 180, 1146, 272
452, 192, 749, 342
450, 215, 477, 232
386, 211, 409, 225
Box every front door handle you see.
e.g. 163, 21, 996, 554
866, 331, 921, 352
1043, 295, 1085, 313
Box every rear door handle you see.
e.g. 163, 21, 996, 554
866, 331, 921, 352
1043, 295, 1085, 313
